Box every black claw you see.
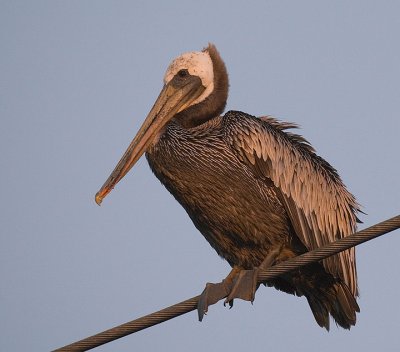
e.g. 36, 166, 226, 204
223, 298, 234, 308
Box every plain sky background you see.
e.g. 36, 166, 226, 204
1, 1, 399, 351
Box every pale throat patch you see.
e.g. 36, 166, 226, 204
164, 51, 214, 105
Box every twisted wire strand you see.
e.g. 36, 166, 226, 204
53, 215, 400, 352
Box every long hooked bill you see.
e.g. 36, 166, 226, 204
95, 76, 205, 205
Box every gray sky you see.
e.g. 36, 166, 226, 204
1, 1, 399, 351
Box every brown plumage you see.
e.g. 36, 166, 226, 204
96, 44, 360, 330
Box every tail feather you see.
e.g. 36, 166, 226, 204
268, 261, 359, 330
306, 295, 330, 329
306, 281, 359, 330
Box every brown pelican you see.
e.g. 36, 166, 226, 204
95, 44, 360, 330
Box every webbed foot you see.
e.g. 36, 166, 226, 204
224, 268, 260, 307
197, 247, 282, 320
198, 281, 230, 321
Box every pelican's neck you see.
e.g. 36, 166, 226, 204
174, 44, 229, 129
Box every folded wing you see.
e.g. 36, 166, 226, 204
224, 111, 360, 296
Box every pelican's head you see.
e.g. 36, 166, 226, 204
163, 50, 214, 107
95, 44, 228, 205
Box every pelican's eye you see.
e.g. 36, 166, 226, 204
177, 69, 189, 78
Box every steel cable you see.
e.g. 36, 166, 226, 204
53, 214, 400, 351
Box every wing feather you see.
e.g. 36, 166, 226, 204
224, 111, 360, 296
